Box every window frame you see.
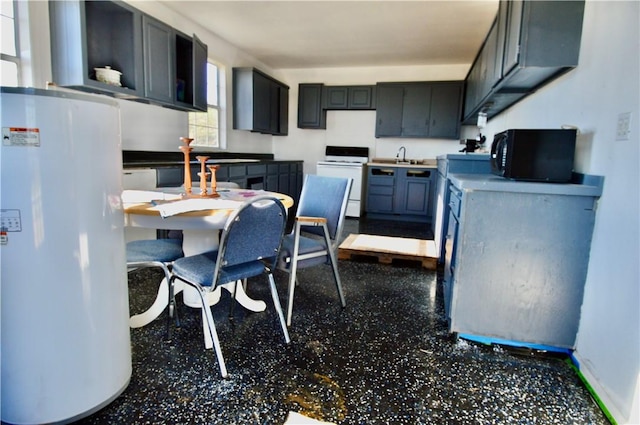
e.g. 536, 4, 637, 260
189, 61, 226, 150
1, 0, 21, 87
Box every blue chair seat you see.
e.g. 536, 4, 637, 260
126, 238, 184, 336
279, 235, 328, 269
126, 238, 183, 263
172, 251, 267, 286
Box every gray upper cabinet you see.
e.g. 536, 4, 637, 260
49, 0, 144, 98
298, 84, 326, 129
376, 81, 463, 139
175, 33, 208, 112
324, 86, 375, 110
462, 0, 585, 124
49, 0, 207, 112
430, 83, 464, 139
142, 15, 174, 104
297, 84, 375, 129
233, 68, 289, 136
375, 84, 404, 137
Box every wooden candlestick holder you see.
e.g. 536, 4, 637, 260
207, 165, 220, 197
193, 156, 220, 198
179, 137, 193, 195
196, 156, 210, 196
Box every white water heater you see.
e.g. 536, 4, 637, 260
1, 87, 131, 424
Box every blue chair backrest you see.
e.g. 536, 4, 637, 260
220, 196, 287, 267
297, 175, 352, 240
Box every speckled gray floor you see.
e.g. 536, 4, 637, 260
75, 218, 609, 424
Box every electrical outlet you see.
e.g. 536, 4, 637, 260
616, 112, 631, 141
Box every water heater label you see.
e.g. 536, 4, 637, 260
2, 127, 40, 147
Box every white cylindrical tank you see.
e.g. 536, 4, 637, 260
1, 87, 131, 424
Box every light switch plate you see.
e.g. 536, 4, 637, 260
616, 112, 631, 141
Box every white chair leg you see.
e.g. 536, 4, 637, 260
163, 264, 180, 343
197, 288, 228, 378
286, 263, 297, 327
323, 225, 346, 307
286, 224, 303, 327
268, 273, 290, 343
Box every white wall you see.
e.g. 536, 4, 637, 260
466, 2, 639, 423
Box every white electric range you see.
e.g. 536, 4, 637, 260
316, 146, 369, 217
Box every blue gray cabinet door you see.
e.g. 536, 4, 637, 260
375, 85, 404, 137
429, 84, 463, 139
142, 15, 174, 104
401, 84, 432, 137
395, 169, 432, 216
298, 84, 326, 129
174, 32, 208, 112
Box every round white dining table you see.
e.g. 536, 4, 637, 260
122, 188, 294, 333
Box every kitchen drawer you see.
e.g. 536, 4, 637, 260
406, 169, 432, 179
228, 165, 246, 177
369, 167, 395, 178
156, 167, 182, 187
368, 185, 394, 196
247, 164, 266, 175
449, 187, 462, 217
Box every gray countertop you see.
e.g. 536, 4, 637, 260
449, 173, 604, 197
437, 153, 490, 161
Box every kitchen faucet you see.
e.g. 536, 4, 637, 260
397, 146, 407, 162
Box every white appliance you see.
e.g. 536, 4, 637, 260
316, 146, 369, 217
122, 168, 158, 242
1, 87, 131, 424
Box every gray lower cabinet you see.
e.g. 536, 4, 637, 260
433, 154, 492, 262
366, 167, 396, 214
443, 173, 603, 348
155, 161, 303, 203
366, 166, 435, 222
396, 169, 433, 216
375, 81, 463, 139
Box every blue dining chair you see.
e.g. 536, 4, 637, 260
277, 174, 353, 326
127, 238, 184, 336
169, 195, 290, 378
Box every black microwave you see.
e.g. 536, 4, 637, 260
490, 129, 577, 182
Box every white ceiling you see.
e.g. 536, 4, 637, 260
161, 0, 500, 69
